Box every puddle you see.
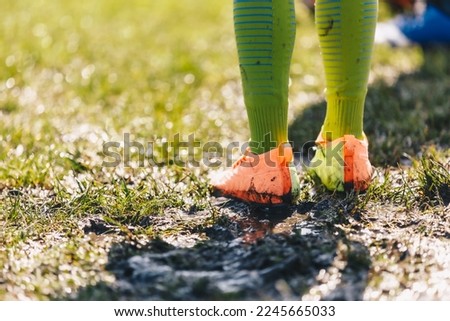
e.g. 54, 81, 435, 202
73, 198, 371, 300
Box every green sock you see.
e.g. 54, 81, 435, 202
315, 0, 378, 140
233, 0, 296, 154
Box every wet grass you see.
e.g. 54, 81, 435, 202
1, 0, 449, 300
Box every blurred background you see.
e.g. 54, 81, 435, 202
0, 0, 448, 184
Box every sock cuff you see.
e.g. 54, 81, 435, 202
323, 95, 365, 139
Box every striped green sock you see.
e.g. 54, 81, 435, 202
233, 0, 296, 154
315, 0, 378, 140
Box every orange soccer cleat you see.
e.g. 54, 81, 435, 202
211, 144, 300, 205
309, 133, 373, 192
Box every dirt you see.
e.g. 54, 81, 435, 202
68, 194, 449, 301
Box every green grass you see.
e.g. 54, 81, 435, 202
0, 0, 449, 300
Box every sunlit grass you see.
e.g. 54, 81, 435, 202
0, 0, 449, 300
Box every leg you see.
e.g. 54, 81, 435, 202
310, 0, 378, 191
234, 0, 296, 154
211, 0, 300, 205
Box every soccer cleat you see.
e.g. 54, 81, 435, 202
211, 144, 300, 205
308, 133, 372, 192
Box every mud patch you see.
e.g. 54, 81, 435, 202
74, 197, 371, 300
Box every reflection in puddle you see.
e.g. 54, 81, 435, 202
232, 211, 306, 244
296, 221, 323, 236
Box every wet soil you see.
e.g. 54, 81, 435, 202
73, 185, 450, 301
72, 196, 400, 300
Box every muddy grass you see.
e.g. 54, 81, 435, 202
1, 154, 449, 301
1, 0, 449, 301
67, 165, 449, 301
70, 198, 367, 300
1, 147, 449, 301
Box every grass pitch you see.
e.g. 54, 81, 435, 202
0, 0, 449, 300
